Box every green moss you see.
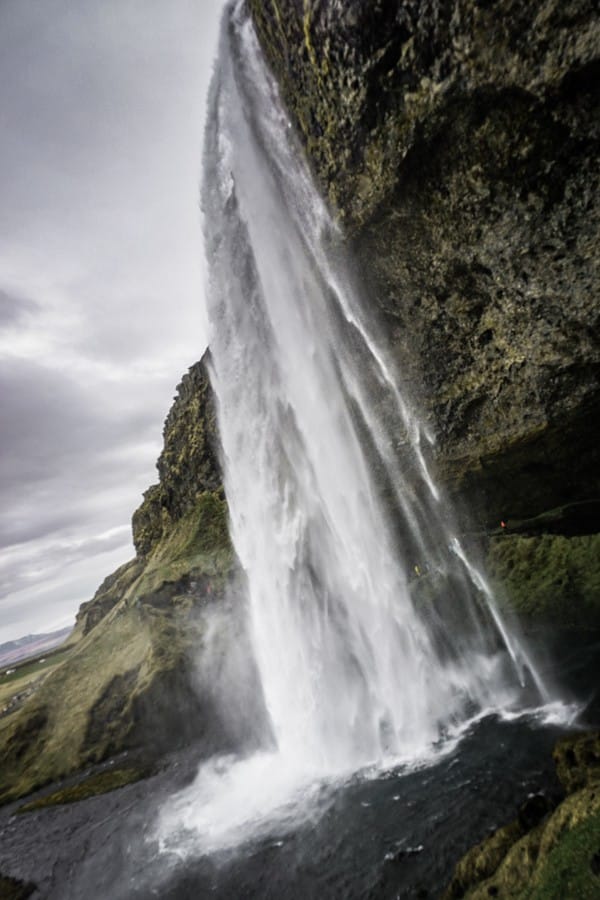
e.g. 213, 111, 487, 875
486, 533, 600, 627
133, 490, 233, 599
72, 558, 143, 639
524, 810, 600, 899
131, 485, 165, 558
177, 490, 230, 558
16, 765, 153, 813
553, 731, 600, 794
0, 485, 234, 806
447, 819, 526, 898
448, 785, 600, 898
445, 731, 600, 899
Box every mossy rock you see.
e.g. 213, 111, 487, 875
132, 355, 221, 557
486, 533, 600, 628
0, 486, 236, 805
444, 730, 600, 898
0, 343, 237, 806
249, 0, 600, 526
553, 731, 600, 794
16, 764, 154, 813
522, 808, 600, 899
459, 787, 600, 898
71, 558, 144, 640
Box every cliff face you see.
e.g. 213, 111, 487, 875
249, 0, 600, 524
131, 358, 221, 557
0, 358, 263, 803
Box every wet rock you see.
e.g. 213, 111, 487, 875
517, 793, 550, 831
443, 730, 600, 897
248, 0, 600, 529
15, 764, 155, 814
485, 532, 600, 628
553, 730, 600, 793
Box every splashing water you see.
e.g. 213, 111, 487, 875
158, 2, 568, 855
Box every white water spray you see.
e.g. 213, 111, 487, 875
159, 3, 561, 853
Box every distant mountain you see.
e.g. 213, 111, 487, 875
0, 626, 72, 668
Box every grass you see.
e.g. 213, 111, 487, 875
525, 809, 600, 899
16, 765, 154, 813
0, 648, 72, 714
0, 648, 71, 688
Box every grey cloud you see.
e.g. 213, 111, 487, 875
0, 357, 158, 491
0, 289, 38, 328
1, 542, 134, 640
0, 355, 169, 551
0, 0, 224, 641
0, 527, 132, 599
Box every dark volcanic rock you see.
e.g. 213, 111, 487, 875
245, 13, 600, 890
132, 354, 221, 556
249, 0, 600, 525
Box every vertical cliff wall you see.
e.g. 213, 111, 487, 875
249, 0, 600, 523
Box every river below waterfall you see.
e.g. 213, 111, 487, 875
1, 629, 596, 900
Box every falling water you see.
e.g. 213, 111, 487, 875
159, 2, 561, 854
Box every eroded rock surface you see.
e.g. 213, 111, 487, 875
249, 0, 600, 524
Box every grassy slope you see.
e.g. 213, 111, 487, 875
0, 492, 233, 805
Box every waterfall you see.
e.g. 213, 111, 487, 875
158, 2, 557, 854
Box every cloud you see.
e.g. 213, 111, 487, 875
0, 526, 131, 599
0, 289, 38, 328
0, 0, 225, 642
0, 356, 158, 492
1, 543, 135, 640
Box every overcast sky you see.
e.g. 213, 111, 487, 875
0, 0, 225, 642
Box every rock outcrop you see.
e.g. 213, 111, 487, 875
444, 730, 600, 897
248, 0, 600, 526
0, 357, 263, 804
